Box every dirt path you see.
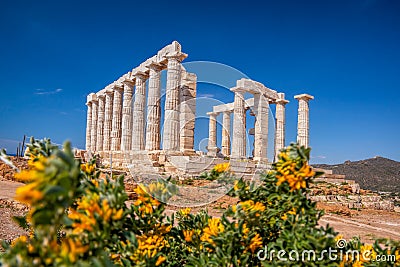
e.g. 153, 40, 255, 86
0, 180, 24, 199
319, 212, 400, 242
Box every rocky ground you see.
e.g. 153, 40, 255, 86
1, 157, 400, 248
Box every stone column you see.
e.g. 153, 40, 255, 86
96, 94, 105, 151
221, 111, 231, 157
111, 84, 124, 151
121, 79, 135, 151
163, 52, 187, 151
253, 93, 269, 161
207, 112, 218, 156
231, 90, 246, 158
274, 93, 289, 161
294, 94, 314, 148
145, 63, 163, 151
90, 94, 98, 152
131, 73, 148, 151
179, 71, 197, 154
103, 89, 114, 151
85, 95, 93, 151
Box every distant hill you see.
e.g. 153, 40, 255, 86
313, 157, 400, 193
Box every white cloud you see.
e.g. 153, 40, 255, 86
34, 88, 63, 95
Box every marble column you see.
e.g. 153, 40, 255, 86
121, 79, 135, 151
85, 96, 93, 151
179, 72, 197, 154
163, 53, 186, 151
145, 63, 163, 151
96, 94, 105, 151
207, 112, 218, 156
274, 93, 289, 161
253, 93, 269, 161
131, 73, 148, 150
231, 90, 246, 158
103, 89, 114, 151
221, 111, 231, 157
111, 84, 124, 151
294, 94, 314, 148
90, 94, 98, 152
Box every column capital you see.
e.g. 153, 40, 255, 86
86, 93, 97, 104
206, 111, 219, 117
133, 72, 149, 81
294, 93, 314, 101
96, 93, 105, 100
112, 81, 124, 90
122, 80, 135, 87
230, 87, 247, 94
104, 88, 114, 96
165, 52, 188, 62
146, 61, 165, 72
276, 99, 289, 105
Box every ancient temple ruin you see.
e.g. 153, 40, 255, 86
84, 41, 313, 176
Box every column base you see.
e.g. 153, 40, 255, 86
207, 147, 218, 157
253, 157, 268, 163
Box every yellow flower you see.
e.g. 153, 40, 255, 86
11, 235, 27, 247
213, 162, 230, 173
233, 180, 240, 191
239, 200, 265, 215
335, 235, 344, 243
61, 238, 89, 263
201, 218, 224, 244
156, 255, 166, 266
352, 260, 363, 267
248, 233, 263, 253
231, 205, 237, 212
81, 163, 95, 174
360, 244, 376, 262
183, 230, 194, 242
179, 207, 191, 216
112, 209, 124, 220
15, 182, 43, 204
275, 153, 315, 191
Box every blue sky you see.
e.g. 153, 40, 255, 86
0, 0, 399, 164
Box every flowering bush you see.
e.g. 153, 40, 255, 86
1, 140, 399, 266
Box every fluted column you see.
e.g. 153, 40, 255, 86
231, 90, 246, 158
145, 63, 163, 151
90, 94, 98, 152
96, 94, 105, 151
85, 96, 93, 151
121, 80, 135, 151
294, 94, 314, 148
221, 111, 231, 157
179, 72, 197, 154
111, 84, 123, 151
207, 112, 218, 156
274, 93, 289, 161
103, 89, 114, 151
131, 73, 148, 150
253, 93, 269, 161
163, 53, 186, 151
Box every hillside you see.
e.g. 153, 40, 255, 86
313, 156, 400, 193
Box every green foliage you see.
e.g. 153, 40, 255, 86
1, 141, 399, 266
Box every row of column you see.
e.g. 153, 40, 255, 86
86, 52, 195, 153
206, 92, 312, 162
